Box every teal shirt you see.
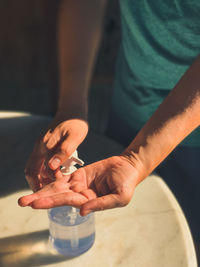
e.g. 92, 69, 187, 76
112, 0, 200, 146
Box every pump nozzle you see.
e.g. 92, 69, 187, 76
61, 150, 84, 175
60, 151, 84, 249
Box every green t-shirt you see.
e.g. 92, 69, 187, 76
112, 0, 200, 146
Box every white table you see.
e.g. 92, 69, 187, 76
0, 112, 197, 267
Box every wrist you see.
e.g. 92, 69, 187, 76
107, 155, 142, 187
120, 147, 149, 185
55, 108, 88, 122
42, 115, 89, 140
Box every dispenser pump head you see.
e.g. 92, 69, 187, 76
61, 150, 84, 175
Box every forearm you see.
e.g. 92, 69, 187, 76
123, 55, 200, 183
57, 0, 106, 120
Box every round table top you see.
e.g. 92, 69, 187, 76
0, 111, 197, 267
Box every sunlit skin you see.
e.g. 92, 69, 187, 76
19, 55, 200, 215
19, 0, 200, 215
19, 156, 139, 216
25, 118, 88, 192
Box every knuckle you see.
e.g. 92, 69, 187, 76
117, 194, 131, 207
117, 185, 133, 206
98, 198, 105, 210
60, 144, 72, 157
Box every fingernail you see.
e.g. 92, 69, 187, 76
49, 157, 61, 169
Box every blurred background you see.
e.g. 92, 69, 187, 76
0, 0, 121, 133
1, 2, 200, 263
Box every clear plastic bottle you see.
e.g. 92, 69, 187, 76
48, 206, 95, 257
48, 151, 95, 257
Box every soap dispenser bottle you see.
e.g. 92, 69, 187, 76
48, 151, 95, 257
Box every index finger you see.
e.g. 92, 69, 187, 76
18, 179, 71, 207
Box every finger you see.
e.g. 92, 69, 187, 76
43, 129, 52, 144
30, 192, 88, 209
69, 182, 87, 193
18, 181, 71, 207
41, 162, 66, 181
44, 129, 60, 149
80, 194, 123, 216
41, 163, 54, 179
54, 169, 69, 180
79, 189, 97, 200
48, 136, 79, 170
18, 192, 41, 207
18, 189, 52, 207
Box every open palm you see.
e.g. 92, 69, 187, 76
19, 156, 139, 216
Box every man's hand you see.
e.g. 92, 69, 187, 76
19, 156, 139, 216
25, 117, 88, 192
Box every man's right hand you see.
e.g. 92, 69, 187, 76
24, 117, 88, 192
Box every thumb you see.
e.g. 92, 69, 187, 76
48, 136, 79, 170
80, 194, 123, 216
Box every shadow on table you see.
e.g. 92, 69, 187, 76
0, 114, 123, 198
0, 230, 72, 267
0, 115, 52, 198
